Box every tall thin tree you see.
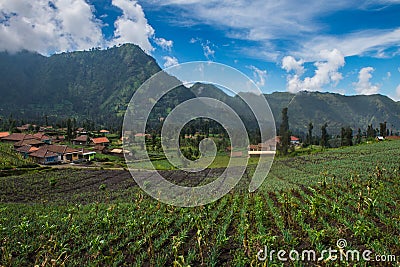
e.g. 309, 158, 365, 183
307, 122, 313, 146
321, 123, 329, 148
279, 107, 290, 155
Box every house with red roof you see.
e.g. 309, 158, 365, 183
0, 132, 10, 139
275, 135, 301, 146
91, 137, 110, 146
290, 136, 300, 145
29, 147, 60, 165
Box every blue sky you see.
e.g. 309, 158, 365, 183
1, 0, 400, 100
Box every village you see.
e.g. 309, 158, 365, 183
0, 124, 125, 165
0, 123, 304, 166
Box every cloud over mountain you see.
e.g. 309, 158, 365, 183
0, 0, 171, 55
282, 49, 345, 93
354, 67, 380, 95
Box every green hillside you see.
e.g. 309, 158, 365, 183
1, 45, 400, 134
265, 91, 400, 134
0, 44, 161, 124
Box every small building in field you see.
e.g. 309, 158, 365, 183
99, 129, 110, 135
290, 136, 300, 145
109, 148, 130, 157
275, 135, 301, 146
29, 148, 59, 165
79, 149, 96, 161
248, 137, 277, 157
44, 145, 79, 163
73, 135, 89, 145
91, 137, 110, 146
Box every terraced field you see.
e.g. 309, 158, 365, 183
0, 141, 399, 266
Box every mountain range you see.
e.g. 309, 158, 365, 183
1, 44, 399, 135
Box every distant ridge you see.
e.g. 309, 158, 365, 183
0, 45, 399, 134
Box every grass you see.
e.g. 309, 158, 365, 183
131, 152, 263, 170
0, 141, 399, 266
0, 143, 39, 170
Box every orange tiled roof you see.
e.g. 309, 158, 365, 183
0, 132, 10, 138
91, 137, 110, 144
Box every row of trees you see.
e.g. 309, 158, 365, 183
278, 107, 392, 155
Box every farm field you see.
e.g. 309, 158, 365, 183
0, 141, 399, 266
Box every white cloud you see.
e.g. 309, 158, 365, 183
282, 49, 345, 93
201, 41, 215, 60
189, 37, 199, 44
354, 67, 380, 95
0, 0, 103, 54
145, 1, 400, 61
110, 0, 155, 53
383, 71, 391, 81
248, 65, 267, 87
299, 28, 400, 60
154, 37, 173, 51
189, 38, 216, 60
282, 56, 304, 75
163, 56, 178, 67
0, 0, 166, 55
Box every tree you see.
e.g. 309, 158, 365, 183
340, 127, 346, 146
66, 118, 73, 141
320, 123, 329, 148
367, 124, 375, 139
345, 127, 353, 146
356, 128, 362, 144
306, 122, 313, 146
279, 107, 290, 155
341, 127, 353, 146
379, 122, 387, 137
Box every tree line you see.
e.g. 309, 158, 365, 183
277, 107, 392, 156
